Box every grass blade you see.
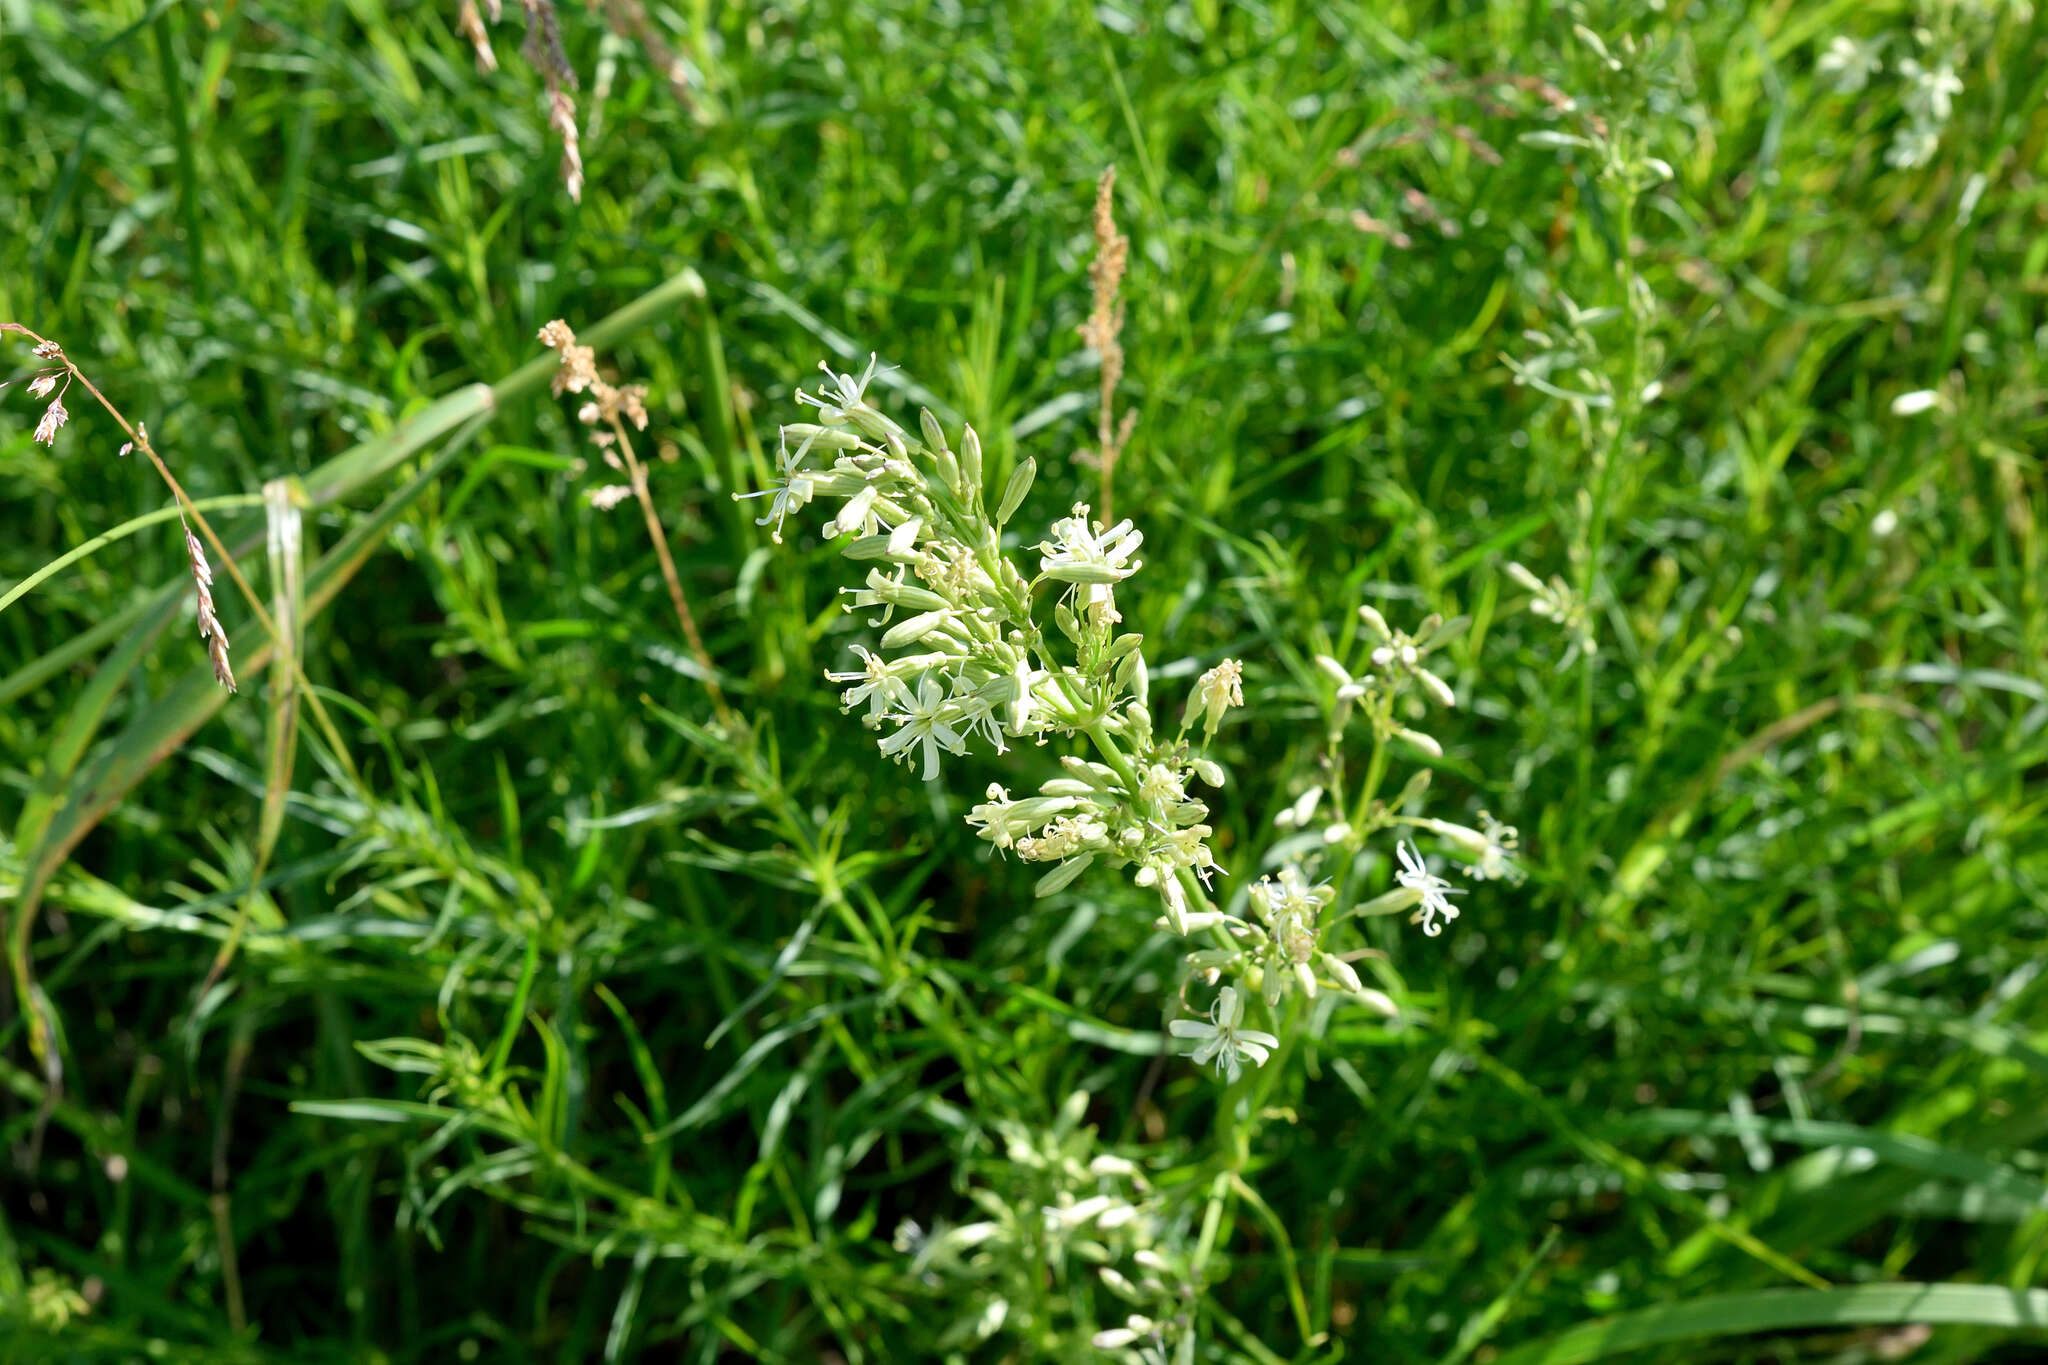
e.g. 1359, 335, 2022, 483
1491, 1284, 2048, 1365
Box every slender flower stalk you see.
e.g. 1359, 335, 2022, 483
4, 323, 243, 690
539, 319, 732, 729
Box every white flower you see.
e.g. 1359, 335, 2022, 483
825, 644, 913, 724
877, 675, 968, 780
1886, 122, 1941, 170
1395, 839, 1464, 936
1472, 813, 1522, 883
1249, 865, 1333, 938
798, 354, 899, 442
1900, 57, 1962, 124
1183, 658, 1244, 739
26, 373, 58, 400
1168, 986, 1279, 1082
966, 785, 1089, 850
1816, 35, 1882, 95
1890, 389, 1940, 417
736, 437, 817, 542
1038, 505, 1144, 587
1137, 763, 1186, 805
586, 483, 633, 510
1422, 813, 1523, 884
947, 673, 1009, 753
1016, 813, 1109, 863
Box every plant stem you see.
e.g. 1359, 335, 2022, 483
608, 413, 735, 730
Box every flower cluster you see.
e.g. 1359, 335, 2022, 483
744, 355, 1223, 920
1506, 560, 1597, 662
1815, 29, 1968, 170
892, 1090, 1197, 1361
755, 356, 1512, 1081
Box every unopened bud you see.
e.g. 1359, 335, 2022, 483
960, 423, 983, 492
997, 456, 1036, 524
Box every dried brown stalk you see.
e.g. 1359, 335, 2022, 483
456, 0, 498, 71
591, 0, 693, 105
5, 324, 238, 690
1076, 166, 1135, 527
456, 0, 704, 200
539, 320, 732, 728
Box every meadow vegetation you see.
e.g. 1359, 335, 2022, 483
2, 1, 2047, 1361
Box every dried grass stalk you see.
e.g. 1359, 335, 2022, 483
539, 319, 731, 728
456, 0, 498, 72
4, 323, 243, 692
184, 525, 236, 693
1076, 166, 1134, 526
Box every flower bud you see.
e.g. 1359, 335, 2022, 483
1055, 602, 1083, 646
840, 533, 898, 560
880, 609, 954, 648
1424, 819, 1489, 859
1114, 648, 1147, 703
865, 569, 949, 612
1034, 852, 1094, 897
960, 423, 983, 492
1103, 632, 1144, 662
1395, 725, 1443, 758
1417, 667, 1456, 709
1354, 886, 1423, 918
1353, 986, 1398, 1017
918, 407, 948, 455
996, 456, 1036, 524
934, 446, 964, 499
1321, 952, 1363, 994
1098, 1267, 1142, 1301
833, 484, 878, 535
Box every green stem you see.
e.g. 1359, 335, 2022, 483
0, 493, 265, 617
1573, 175, 1643, 879
1082, 719, 1141, 789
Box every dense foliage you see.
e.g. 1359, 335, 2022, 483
3, 2, 2046, 1361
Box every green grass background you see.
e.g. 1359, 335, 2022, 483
3, 0, 2047, 1360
